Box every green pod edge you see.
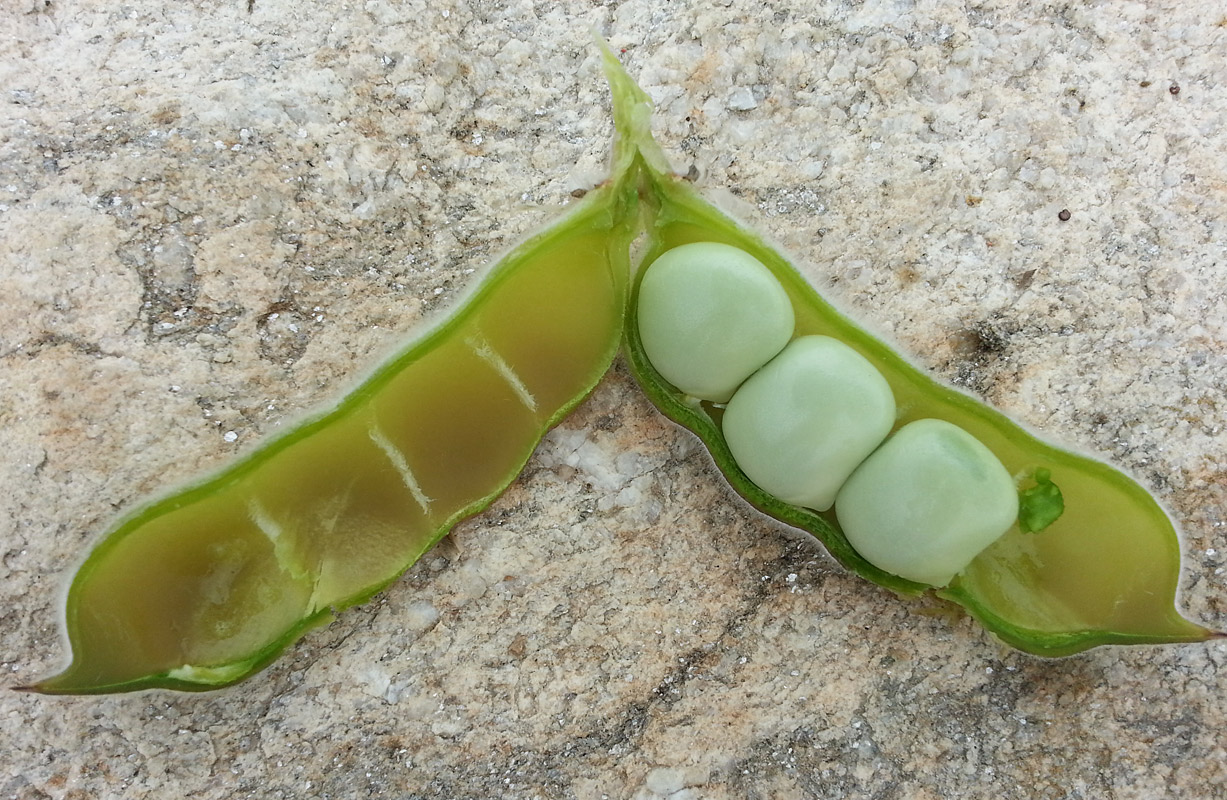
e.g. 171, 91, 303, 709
27, 72, 645, 695
600, 45, 1221, 657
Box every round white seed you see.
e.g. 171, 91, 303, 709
637, 242, 794, 402
834, 418, 1019, 587
722, 335, 896, 512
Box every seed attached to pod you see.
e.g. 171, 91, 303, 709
603, 41, 1218, 656
636, 241, 794, 402
722, 335, 896, 512
835, 418, 1020, 587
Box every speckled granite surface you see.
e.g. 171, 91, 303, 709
2, 1, 1226, 797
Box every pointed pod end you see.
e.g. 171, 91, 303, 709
1167, 614, 1224, 646
12, 676, 76, 696
592, 35, 672, 177
591, 31, 631, 97
589, 29, 616, 61
12, 667, 100, 696
15, 655, 208, 695
9, 679, 80, 696
13, 663, 236, 696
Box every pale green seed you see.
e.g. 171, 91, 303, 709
834, 418, 1019, 587
722, 335, 896, 512
637, 242, 794, 402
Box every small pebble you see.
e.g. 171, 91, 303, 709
727, 87, 758, 111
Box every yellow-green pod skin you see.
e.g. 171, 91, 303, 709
30, 89, 642, 696
604, 50, 1219, 657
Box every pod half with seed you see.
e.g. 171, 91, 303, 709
604, 42, 1218, 657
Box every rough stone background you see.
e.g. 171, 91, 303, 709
2, 1, 1226, 798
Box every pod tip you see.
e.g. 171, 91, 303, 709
592, 35, 672, 177
12, 673, 70, 695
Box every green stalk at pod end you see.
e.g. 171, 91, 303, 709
601, 49, 1221, 657
596, 35, 671, 181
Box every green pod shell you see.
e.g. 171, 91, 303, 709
603, 47, 1219, 657
29, 83, 643, 695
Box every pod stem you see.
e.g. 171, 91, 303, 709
595, 34, 672, 178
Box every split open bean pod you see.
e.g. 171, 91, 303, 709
28, 44, 1219, 694
26, 75, 643, 694
603, 44, 1219, 657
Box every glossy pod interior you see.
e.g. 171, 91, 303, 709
602, 46, 1218, 657
30, 97, 642, 694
